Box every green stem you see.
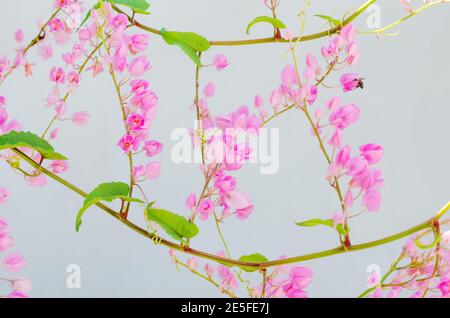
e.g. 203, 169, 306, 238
360, 1, 445, 35
194, 53, 205, 165
112, 0, 377, 46
10, 147, 450, 270
214, 212, 232, 258
102, 32, 135, 218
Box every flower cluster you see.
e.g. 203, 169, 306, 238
186, 71, 261, 223
365, 227, 450, 298
254, 265, 313, 298
256, 24, 384, 233
0, 190, 31, 298
79, 3, 163, 183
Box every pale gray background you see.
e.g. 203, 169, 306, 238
1, 0, 449, 298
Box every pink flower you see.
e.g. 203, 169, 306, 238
441, 231, 450, 248
187, 257, 198, 271
270, 89, 282, 113
218, 264, 238, 291
0, 232, 14, 252
118, 134, 137, 153
213, 54, 229, 71
0, 187, 10, 204
326, 96, 341, 112
198, 199, 215, 221
282, 266, 313, 298
328, 128, 342, 149
289, 266, 313, 289
360, 144, 384, 165
126, 113, 146, 132
67, 71, 80, 86
39, 43, 54, 60
15, 29, 24, 43
281, 64, 299, 86
130, 79, 149, 95
49, 160, 69, 174
367, 271, 380, 288
128, 34, 150, 54
340, 24, 356, 44
329, 104, 360, 130
438, 279, 450, 297
50, 128, 59, 140
143, 140, 163, 157
214, 175, 237, 194
49, 66, 65, 84
4, 254, 26, 273
236, 205, 254, 220
345, 157, 368, 177
363, 190, 382, 212
336, 145, 352, 167
132, 165, 146, 182
0, 217, 8, 231
11, 279, 32, 293
128, 56, 151, 77
26, 174, 47, 187
203, 82, 216, 98
186, 193, 197, 211
8, 290, 28, 298
340, 73, 363, 92
72, 111, 90, 126
224, 190, 251, 210
145, 162, 161, 180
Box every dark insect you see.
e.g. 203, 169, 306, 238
356, 78, 365, 89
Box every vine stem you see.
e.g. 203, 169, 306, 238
214, 212, 232, 258
101, 30, 135, 219
10, 148, 450, 270
194, 53, 205, 165
359, 0, 447, 35
111, 0, 377, 46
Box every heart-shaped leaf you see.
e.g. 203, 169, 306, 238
146, 205, 199, 242
160, 28, 210, 66
238, 253, 269, 272
296, 218, 348, 236
0, 131, 67, 160
76, 182, 144, 231
246, 16, 286, 34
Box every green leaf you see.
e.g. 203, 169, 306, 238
107, 0, 151, 14
0, 131, 67, 160
160, 28, 210, 66
246, 16, 286, 34
146, 205, 199, 242
76, 182, 143, 231
238, 253, 269, 272
297, 218, 334, 228
296, 218, 348, 236
314, 14, 342, 27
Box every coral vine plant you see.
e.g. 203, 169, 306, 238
1, 0, 450, 298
